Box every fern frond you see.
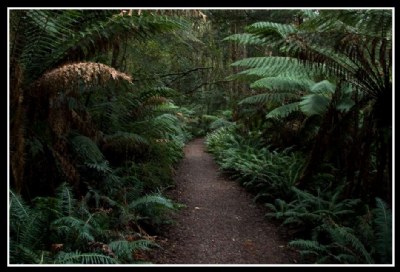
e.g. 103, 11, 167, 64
299, 94, 331, 116
108, 239, 155, 261
105, 132, 150, 148
327, 225, 373, 264
55, 182, 76, 217
266, 102, 300, 119
70, 135, 104, 164
310, 80, 336, 94
289, 239, 326, 253
250, 77, 314, 92
232, 56, 298, 69
54, 251, 117, 264
130, 195, 174, 210
9, 190, 30, 223
223, 33, 267, 46
52, 216, 95, 243
209, 118, 235, 131
85, 161, 112, 173
10, 243, 42, 264
247, 21, 296, 38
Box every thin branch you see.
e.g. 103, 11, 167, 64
186, 80, 232, 94
132, 67, 213, 83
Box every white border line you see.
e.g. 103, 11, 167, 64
7, 7, 395, 267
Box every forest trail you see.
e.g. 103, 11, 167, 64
149, 138, 295, 264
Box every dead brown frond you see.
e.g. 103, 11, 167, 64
32, 62, 132, 97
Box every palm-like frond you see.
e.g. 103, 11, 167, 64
266, 102, 300, 119
299, 94, 331, 116
223, 33, 268, 45
250, 77, 314, 91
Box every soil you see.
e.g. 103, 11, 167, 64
148, 138, 298, 265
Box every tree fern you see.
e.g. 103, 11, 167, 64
15, 10, 189, 83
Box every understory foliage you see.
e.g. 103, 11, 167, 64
207, 9, 392, 264
206, 128, 392, 264
10, 183, 172, 264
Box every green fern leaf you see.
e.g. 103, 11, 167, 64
299, 94, 331, 116
56, 182, 76, 216
247, 21, 296, 38
223, 33, 267, 45
54, 251, 117, 264
266, 102, 300, 119
289, 239, 326, 253
250, 77, 314, 91
70, 135, 104, 163
10, 190, 30, 223
108, 239, 155, 261
130, 195, 174, 210
310, 80, 336, 94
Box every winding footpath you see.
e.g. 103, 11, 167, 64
150, 138, 295, 264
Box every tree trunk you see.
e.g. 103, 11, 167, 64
297, 108, 334, 189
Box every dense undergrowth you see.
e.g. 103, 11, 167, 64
206, 127, 391, 264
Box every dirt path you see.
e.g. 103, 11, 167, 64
149, 138, 295, 264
